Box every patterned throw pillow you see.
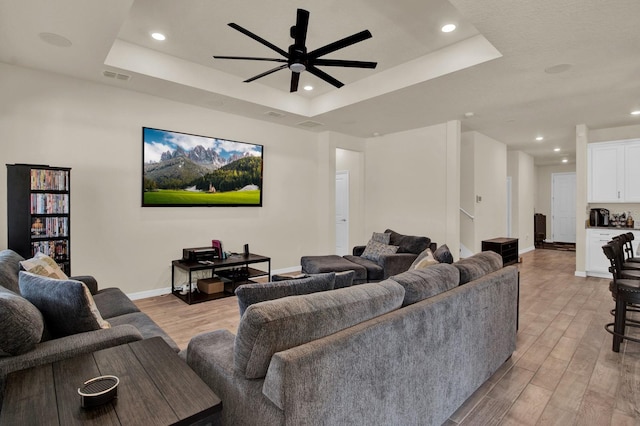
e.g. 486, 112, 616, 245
20, 252, 68, 280
371, 232, 391, 245
361, 240, 399, 263
18, 272, 110, 337
411, 248, 439, 269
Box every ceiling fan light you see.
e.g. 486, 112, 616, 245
289, 63, 306, 73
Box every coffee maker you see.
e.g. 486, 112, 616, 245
589, 208, 610, 227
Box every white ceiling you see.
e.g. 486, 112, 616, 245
1, 0, 640, 165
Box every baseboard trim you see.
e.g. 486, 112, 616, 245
575, 271, 587, 278
126, 266, 302, 300
127, 287, 172, 300
519, 245, 535, 255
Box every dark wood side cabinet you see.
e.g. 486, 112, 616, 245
482, 237, 519, 266
6, 164, 71, 274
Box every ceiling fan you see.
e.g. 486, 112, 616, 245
214, 8, 377, 93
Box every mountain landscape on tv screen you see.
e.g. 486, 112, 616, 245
144, 145, 261, 193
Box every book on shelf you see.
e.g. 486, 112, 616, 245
30, 169, 69, 191
31, 240, 69, 261
30, 193, 69, 214
31, 217, 68, 238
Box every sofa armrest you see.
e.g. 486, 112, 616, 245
379, 253, 418, 278
0, 325, 142, 378
352, 245, 366, 256
70, 275, 98, 295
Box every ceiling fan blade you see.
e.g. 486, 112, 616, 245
293, 9, 309, 47
312, 59, 377, 69
214, 56, 288, 63
228, 23, 288, 58
243, 64, 288, 83
290, 72, 300, 93
308, 30, 372, 59
307, 66, 344, 89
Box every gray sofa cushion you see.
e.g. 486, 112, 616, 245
107, 312, 180, 352
0, 286, 44, 355
0, 249, 24, 294
390, 264, 460, 306
18, 272, 110, 338
454, 251, 504, 284
272, 270, 355, 289
385, 229, 431, 254
343, 255, 385, 281
235, 272, 336, 317
93, 288, 141, 319
234, 281, 405, 379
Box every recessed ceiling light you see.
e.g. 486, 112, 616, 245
441, 24, 456, 33
303, 85, 313, 91
38, 32, 72, 47
554, 148, 561, 152
562, 159, 568, 163
151, 32, 166, 41
631, 110, 640, 116
536, 136, 544, 141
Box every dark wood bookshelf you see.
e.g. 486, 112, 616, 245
6, 164, 71, 274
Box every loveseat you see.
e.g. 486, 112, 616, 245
301, 229, 438, 283
0, 249, 178, 405
187, 251, 518, 425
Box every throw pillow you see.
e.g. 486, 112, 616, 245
410, 248, 438, 269
433, 244, 454, 264
385, 229, 431, 254
0, 286, 44, 355
371, 232, 391, 245
235, 272, 336, 316
361, 240, 399, 264
20, 252, 68, 280
18, 271, 110, 337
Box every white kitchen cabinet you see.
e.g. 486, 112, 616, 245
586, 228, 640, 278
588, 139, 640, 203
624, 143, 640, 202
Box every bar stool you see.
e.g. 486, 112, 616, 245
602, 241, 640, 352
623, 232, 640, 263
610, 236, 640, 274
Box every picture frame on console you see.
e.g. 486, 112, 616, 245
142, 127, 263, 207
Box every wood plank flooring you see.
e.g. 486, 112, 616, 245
134, 249, 640, 425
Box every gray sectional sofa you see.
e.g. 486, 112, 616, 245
0, 249, 178, 404
187, 251, 518, 426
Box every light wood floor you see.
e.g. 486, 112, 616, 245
135, 249, 640, 425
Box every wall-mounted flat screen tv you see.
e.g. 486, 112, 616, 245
142, 127, 263, 207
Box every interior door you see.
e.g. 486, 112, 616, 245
552, 172, 576, 243
335, 171, 349, 256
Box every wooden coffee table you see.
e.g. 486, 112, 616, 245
0, 337, 221, 425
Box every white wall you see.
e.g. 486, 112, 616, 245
1, 63, 462, 296
364, 124, 460, 254
0, 63, 336, 294
508, 151, 535, 252
460, 131, 507, 253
